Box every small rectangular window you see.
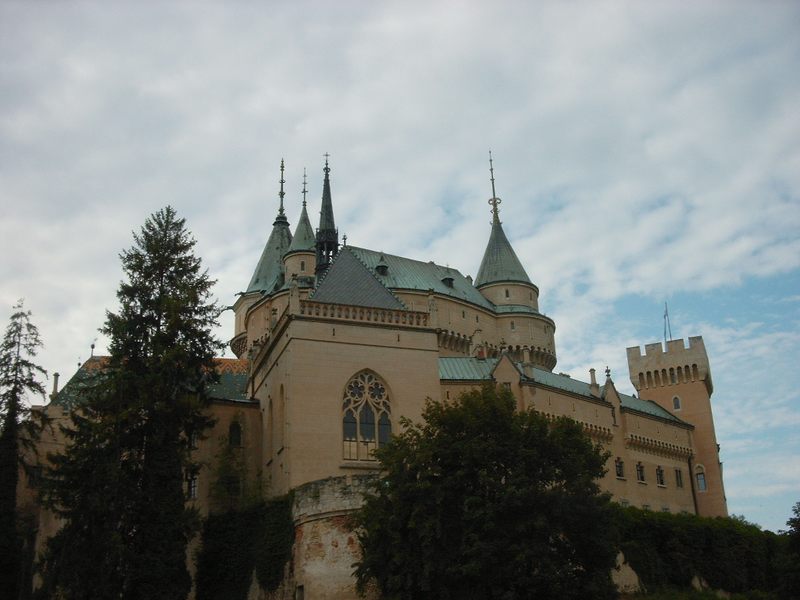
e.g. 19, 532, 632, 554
187, 475, 198, 500
615, 458, 624, 478
656, 466, 665, 486
675, 468, 683, 488
636, 462, 646, 483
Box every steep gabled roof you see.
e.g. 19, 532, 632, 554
474, 218, 532, 287
310, 248, 406, 310
348, 246, 496, 311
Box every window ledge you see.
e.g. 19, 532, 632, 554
637, 480, 647, 485
616, 476, 626, 481
657, 484, 667, 488
340, 461, 380, 471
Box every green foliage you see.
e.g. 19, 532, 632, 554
777, 501, 800, 599
195, 496, 294, 600
38, 207, 222, 600
355, 384, 619, 600
615, 505, 788, 597
0, 300, 47, 599
209, 424, 261, 512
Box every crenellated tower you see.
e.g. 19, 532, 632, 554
626, 336, 728, 517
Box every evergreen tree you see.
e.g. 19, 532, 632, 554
39, 207, 222, 600
355, 385, 619, 600
0, 300, 47, 600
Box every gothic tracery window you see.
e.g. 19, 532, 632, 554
342, 371, 391, 461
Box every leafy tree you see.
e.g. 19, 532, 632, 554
0, 300, 47, 599
355, 385, 619, 600
779, 501, 800, 599
39, 206, 222, 600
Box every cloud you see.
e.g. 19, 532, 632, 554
1, 1, 799, 529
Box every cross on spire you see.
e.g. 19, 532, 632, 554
302, 167, 308, 208
323, 153, 330, 175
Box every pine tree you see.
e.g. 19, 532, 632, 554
0, 300, 47, 599
39, 207, 222, 600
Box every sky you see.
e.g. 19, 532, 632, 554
1, 1, 798, 532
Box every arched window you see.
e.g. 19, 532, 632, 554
229, 422, 242, 447
343, 371, 391, 461
673, 396, 681, 411
695, 466, 707, 491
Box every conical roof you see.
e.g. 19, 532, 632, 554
288, 202, 315, 253
246, 212, 292, 293
474, 215, 532, 288
318, 160, 336, 233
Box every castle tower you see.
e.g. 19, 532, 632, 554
230, 161, 294, 357
626, 336, 728, 517
475, 153, 557, 370
315, 156, 338, 278
284, 168, 317, 284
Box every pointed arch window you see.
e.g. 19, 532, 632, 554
343, 371, 391, 461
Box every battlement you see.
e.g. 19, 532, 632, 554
626, 336, 713, 394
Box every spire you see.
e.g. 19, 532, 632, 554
319, 153, 336, 232
278, 158, 286, 217
246, 160, 293, 293
474, 154, 532, 288
489, 150, 501, 225
315, 153, 339, 277
288, 169, 316, 253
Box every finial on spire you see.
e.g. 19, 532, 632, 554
488, 150, 501, 224
302, 167, 308, 208
605, 366, 611, 379
323, 153, 330, 175
342, 234, 347, 246
278, 158, 286, 216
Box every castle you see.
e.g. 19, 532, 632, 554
26, 158, 727, 599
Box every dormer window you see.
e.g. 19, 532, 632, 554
376, 264, 388, 276
441, 276, 454, 288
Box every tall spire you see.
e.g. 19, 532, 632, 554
488, 150, 501, 225
278, 158, 286, 216
474, 153, 532, 288
302, 167, 308, 208
315, 153, 339, 277
246, 160, 293, 292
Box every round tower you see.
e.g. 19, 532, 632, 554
284, 168, 317, 284
474, 153, 557, 370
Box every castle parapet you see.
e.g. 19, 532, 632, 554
626, 336, 713, 395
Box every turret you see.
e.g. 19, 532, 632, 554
475, 153, 557, 371
246, 159, 293, 294
284, 168, 317, 284
627, 336, 728, 517
315, 155, 338, 278
230, 160, 293, 357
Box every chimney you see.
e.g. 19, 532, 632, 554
50, 372, 60, 400
589, 368, 600, 397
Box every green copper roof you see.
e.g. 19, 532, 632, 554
318, 160, 336, 233
246, 213, 292, 293
348, 246, 495, 311
439, 357, 498, 380
288, 202, 316, 253
474, 219, 532, 288
437, 357, 688, 426
310, 248, 406, 309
